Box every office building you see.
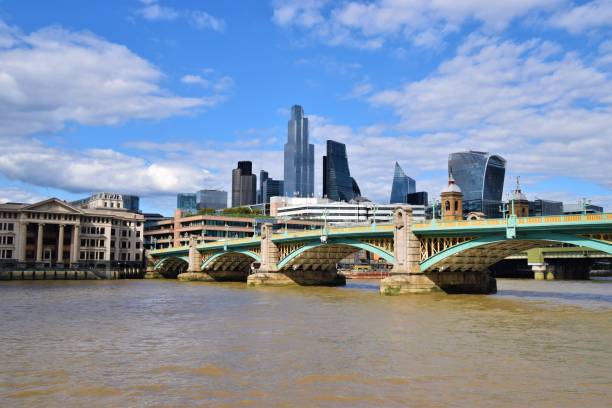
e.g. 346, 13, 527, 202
258, 170, 269, 204
563, 202, 604, 214
71, 192, 140, 213
261, 178, 284, 206
0, 197, 144, 268
529, 199, 563, 216
197, 189, 227, 210
272, 197, 425, 225
144, 210, 322, 249
407, 192, 428, 206
232, 161, 257, 207
322, 140, 361, 202
448, 151, 506, 218
177, 193, 197, 214
284, 105, 314, 198
390, 162, 416, 204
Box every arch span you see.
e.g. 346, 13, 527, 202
202, 250, 260, 271
420, 232, 612, 272
277, 239, 395, 271
155, 256, 189, 278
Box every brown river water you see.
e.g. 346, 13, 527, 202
1, 278, 611, 407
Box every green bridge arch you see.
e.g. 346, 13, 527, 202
277, 238, 395, 269
419, 231, 612, 272
201, 250, 261, 269
154, 256, 189, 271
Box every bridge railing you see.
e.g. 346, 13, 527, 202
413, 213, 612, 230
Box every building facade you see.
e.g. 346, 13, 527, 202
448, 151, 506, 218
0, 198, 144, 269
273, 197, 426, 225
261, 178, 284, 207
529, 199, 563, 216
323, 140, 361, 202
407, 191, 428, 206
284, 105, 314, 198
71, 192, 140, 213
197, 189, 227, 210
563, 202, 604, 214
390, 162, 416, 204
231, 161, 257, 207
144, 211, 322, 249
177, 193, 197, 214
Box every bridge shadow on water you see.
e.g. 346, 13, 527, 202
497, 289, 612, 304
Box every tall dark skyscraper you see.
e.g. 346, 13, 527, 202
389, 162, 416, 204
231, 161, 257, 207
258, 170, 269, 204
177, 193, 197, 214
197, 189, 227, 210
448, 151, 506, 218
322, 140, 361, 202
284, 105, 314, 198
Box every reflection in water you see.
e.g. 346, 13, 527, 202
0, 279, 610, 407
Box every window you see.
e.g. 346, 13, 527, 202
111, 228, 116, 236
136, 242, 141, 249
135, 253, 140, 261
7, 223, 13, 231
454, 201, 458, 211
445, 201, 450, 211
7, 236, 13, 245
136, 231, 141, 238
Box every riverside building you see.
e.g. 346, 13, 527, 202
0, 197, 144, 269
232, 161, 257, 207
271, 197, 425, 225
322, 140, 361, 202
144, 209, 322, 249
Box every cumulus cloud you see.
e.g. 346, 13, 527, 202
181, 70, 234, 93
550, 0, 612, 33
137, 0, 226, 32
271, 0, 562, 48
0, 21, 220, 137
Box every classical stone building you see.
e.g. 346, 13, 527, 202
0, 198, 144, 269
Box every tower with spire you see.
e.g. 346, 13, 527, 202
510, 176, 529, 217
441, 172, 463, 221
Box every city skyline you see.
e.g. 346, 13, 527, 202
0, 1, 610, 214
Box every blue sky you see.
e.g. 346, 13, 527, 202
0, 0, 610, 214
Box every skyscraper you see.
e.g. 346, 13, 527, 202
231, 161, 257, 207
258, 170, 269, 204
389, 162, 416, 204
261, 178, 284, 206
448, 151, 506, 218
197, 189, 227, 210
177, 193, 197, 214
284, 105, 314, 198
322, 140, 361, 202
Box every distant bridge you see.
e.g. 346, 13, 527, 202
149, 208, 612, 294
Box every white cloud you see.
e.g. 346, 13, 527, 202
550, 0, 612, 33
181, 71, 234, 93
271, 0, 563, 48
0, 138, 214, 196
0, 187, 47, 204
137, 0, 226, 32
0, 21, 219, 137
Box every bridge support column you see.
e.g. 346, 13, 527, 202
381, 206, 440, 294
248, 223, 293, 286
532, 263, 547, 280
178, 238, 214, 281
144, 252, 163, 279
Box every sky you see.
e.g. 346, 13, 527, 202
0, 0, 610, 215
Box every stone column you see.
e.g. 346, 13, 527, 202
36, 223, 44, 263
18, 222, 28, 262
188, 237, 202, 272
57, 224, 65, 264
71, 225, 80, 266
248, 223, 294, 286
532, 263, 547, 280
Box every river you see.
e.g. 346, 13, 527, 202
1, 278, 611, 407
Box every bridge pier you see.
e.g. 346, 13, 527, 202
380, 206, 497, 295
178, 237, 212, 281
247, 223, 292, 286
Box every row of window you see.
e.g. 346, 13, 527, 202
81, 238, 104, 248
81, 216, 142, 227
82, 226, 105, 235
0, 223, 14, 231
25, 213, 79, 221
0, 249, 12, 259
0, 236, 14, 245
79, 251, 141, 261
0, 212, 18, 219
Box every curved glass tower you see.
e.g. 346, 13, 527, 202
389, 162, 416, 204
448, 151, 506, 217
323, 140, 361, 202
284, 105, 314, 198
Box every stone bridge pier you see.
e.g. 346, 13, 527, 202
247, 223, 346, 286
177, 238, 217, 282
380, 207, 497, 295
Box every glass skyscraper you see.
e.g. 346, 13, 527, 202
177, 193, 197, 214
197, 189, 227, 210
448, 151, 506, 218
322, 140, 361, 202
389, 162, 416, 204
284, 105, 314, 198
